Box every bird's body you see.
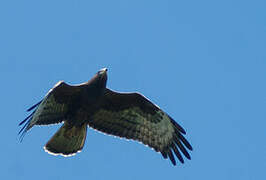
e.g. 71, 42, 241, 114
19, 68, 192, 165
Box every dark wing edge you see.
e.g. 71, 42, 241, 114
89, 88, 193, 166
164, 116, 193, 165
18, 81, 81, 141
18, 100, 42, 141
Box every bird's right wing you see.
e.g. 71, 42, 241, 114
19, 81, 82, 140
89, 88, 192, 165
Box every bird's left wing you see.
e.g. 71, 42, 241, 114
19, 81, 82, 140
89, 88, 192, 165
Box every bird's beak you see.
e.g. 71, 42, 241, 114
99, 68, 108, 75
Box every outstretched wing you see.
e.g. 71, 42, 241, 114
89, 88, 192, 165
19, 81, 82, 140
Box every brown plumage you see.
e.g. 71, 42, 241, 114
19, 68, 192, 165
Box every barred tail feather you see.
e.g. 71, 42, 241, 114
44, 123, 87, 156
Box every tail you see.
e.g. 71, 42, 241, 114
44, 122, 87, 156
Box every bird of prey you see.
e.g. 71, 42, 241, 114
19, 68, 192, 166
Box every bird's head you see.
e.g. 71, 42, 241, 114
97, 68, 108, 83
97, 68, 108, 76
88, 68, 108, 89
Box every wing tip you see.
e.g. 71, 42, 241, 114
178, 133, 193, 151
167, 149, 177, 166
160, 131, 193, 165
18, 120, 30, 142
170, 118, 186, 135
26, 100, 42, 112
19, 102, 40, 141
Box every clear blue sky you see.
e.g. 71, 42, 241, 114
0, 0, 265, 179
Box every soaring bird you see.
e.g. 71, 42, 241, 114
19, 68, 192, 166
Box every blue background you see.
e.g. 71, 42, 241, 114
1, 0, 265, 179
